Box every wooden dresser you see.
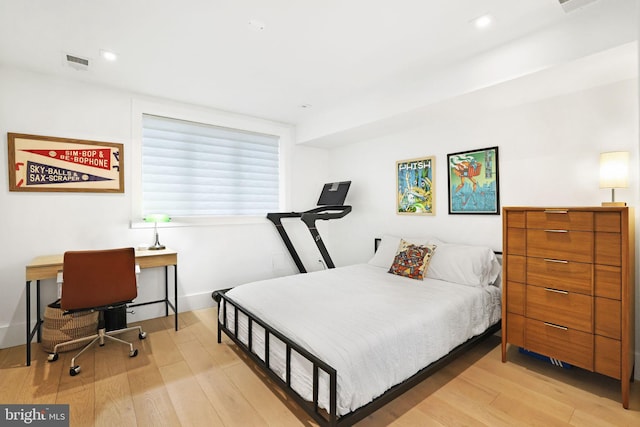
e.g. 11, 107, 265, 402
501, 206, 635, 408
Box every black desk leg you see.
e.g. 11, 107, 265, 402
25, 279, 42, 366
36, 280, 41, 342
163, 265, 178, 331
26, 280, 30, 366
174, 265, 178, 331
164, 266, 169, 317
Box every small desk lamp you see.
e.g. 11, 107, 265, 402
144, 214, 171, 250
599, 151, 629, 207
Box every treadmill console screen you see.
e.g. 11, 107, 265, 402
317, 181, 351, 206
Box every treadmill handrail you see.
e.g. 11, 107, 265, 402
301, 205, 352, 223
266, 205, 352, 273
300, 205, 351, 270
266, 211, 302, 222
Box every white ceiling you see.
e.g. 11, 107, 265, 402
0, 0, 637, 146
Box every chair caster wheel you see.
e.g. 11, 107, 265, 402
70, 366, 81, 376
48, 353, 58, 362
139, 332, 147, 340
129, 349, 138, 358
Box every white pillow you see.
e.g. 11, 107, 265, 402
368, 234, 432, 269
426, 243, 501, 287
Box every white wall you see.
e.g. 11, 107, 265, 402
325, 77, 640, 376
0, 66, 329, 348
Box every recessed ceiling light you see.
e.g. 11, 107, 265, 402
472, 14, 493, 29
100, 50, 117, 61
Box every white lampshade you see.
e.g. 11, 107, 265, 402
599, 151, 629, 206
599, 151, 629, 189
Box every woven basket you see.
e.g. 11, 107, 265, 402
41, 303, 99, 353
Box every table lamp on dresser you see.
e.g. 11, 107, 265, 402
599, 151, 629, 207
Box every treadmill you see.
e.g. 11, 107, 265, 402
267, 181, 351, 273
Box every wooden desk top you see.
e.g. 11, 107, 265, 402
26, 249, 178, 281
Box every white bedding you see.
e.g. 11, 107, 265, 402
221, 263, 501, 417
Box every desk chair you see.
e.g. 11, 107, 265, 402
47, 247, 147, 376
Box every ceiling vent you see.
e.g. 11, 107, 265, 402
64, 53, 89, 71
558, 0, 599, 13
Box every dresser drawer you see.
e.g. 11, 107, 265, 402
506, 228, 526, 256
507, 313, 525, 348
595, 212, 621, 233
595, 335, 621, 379
526, 257, 592, 295
525, 318, 593, 371
506, 281, 525, 315
595, 297, 621, 339
526, 286, 593, 333
506, 254, 525, 283
527, 229, 593, 263
526, 210, 593, 231
595, 264, 621, 300
505, 210, 526, 228
595, 232, 621, 267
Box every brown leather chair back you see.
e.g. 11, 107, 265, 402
61, 247, 137, 311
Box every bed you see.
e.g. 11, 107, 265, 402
215, 235, 502, 426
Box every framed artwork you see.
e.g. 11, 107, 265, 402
447, 146, 499, 214
396, 156, 435, 215
7, 133, 124, 193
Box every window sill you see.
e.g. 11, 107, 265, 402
130, 215, 270, 229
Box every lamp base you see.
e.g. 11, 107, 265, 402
149, 227, 165, 250
601, 201, 627, 207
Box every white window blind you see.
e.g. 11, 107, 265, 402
142, 114, 280, 217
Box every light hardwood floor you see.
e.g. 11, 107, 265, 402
1, 307, 639, 426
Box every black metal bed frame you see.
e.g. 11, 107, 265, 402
215, 290, 501, 426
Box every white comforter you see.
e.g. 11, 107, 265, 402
221, 264, 501, 417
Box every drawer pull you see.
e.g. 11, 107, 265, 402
544, 229, 568, 233
544, 209, 568, 214
543, 258, 568, 264
544, 322, 568, 331
545, 288, 569, 295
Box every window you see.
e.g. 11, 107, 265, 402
141, 114, 280, 217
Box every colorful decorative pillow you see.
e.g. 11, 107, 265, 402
368, 234, 433, 268
388, 240, 437, 280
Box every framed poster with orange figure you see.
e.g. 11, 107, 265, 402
447, 146, 499, 214
396, 156, 435, 215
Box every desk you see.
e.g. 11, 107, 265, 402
25, 248, 178, 366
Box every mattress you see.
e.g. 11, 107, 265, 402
220, 263, 501, 416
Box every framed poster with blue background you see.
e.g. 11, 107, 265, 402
396, 156, 435, 215
447, 146, 499, 214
